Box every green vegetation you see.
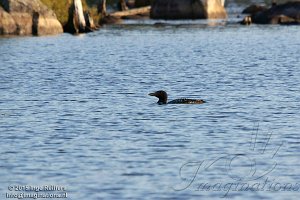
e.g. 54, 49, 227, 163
40, 0, 72, 25
40, 0, 125, 26
40, 0, 100, 26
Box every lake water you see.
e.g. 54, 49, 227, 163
0, 20, 300, 200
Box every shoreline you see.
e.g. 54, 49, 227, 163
1, 0, 300, 37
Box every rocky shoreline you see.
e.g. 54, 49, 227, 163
241, 1, 300, 25
0, 0, 63, 36
0, 0, 102, 36
150, 0, 227, 19
1, 0, 300, 37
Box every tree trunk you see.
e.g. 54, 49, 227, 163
120, 0, 128, 11
74, 0, 86, 32
84, 11, 96, 30
98, 0, 107, 16
110, 6, 150, 17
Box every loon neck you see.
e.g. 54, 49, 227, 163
158, 100, 167, 104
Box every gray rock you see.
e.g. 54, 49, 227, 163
242, 4, 268, 15
249, 2, 300, 25
0, 0, 63, 36
150, 0, 227, 20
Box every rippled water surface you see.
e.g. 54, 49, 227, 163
1, 22, 300, 199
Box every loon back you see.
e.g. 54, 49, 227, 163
148, 90, 205, 104
168, 98, 205, 104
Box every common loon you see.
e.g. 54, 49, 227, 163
148, 90, 205, 105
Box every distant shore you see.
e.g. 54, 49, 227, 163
1, 0, 300, 37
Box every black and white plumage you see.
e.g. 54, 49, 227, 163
148, 90, 205, 105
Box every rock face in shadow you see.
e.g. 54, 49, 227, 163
150, 0, 227, 19
0, 0, 63, 36
135, 0, 152, 7
245, 2, 300, 25
242, 4, 268, 15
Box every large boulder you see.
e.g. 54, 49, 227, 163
0, 0, 63, 36
150, 0, 227, 19
245, 2, 300, 25
242, 4, 268, 15
0, 6, 17, 34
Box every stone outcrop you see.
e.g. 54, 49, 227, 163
0, 6, 17, 34
0, 0, 63, 36
243, 2, 300, 25
242, 4, 268, 15
150, 0, 227, 19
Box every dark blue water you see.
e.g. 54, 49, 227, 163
1, 22, 300, 199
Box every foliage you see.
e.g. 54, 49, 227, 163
40, 0, 100, 25
40, 0, 71, 25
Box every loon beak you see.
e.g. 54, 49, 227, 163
148, 92, 156, 96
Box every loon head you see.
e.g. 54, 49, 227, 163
148, 90, 168, 104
